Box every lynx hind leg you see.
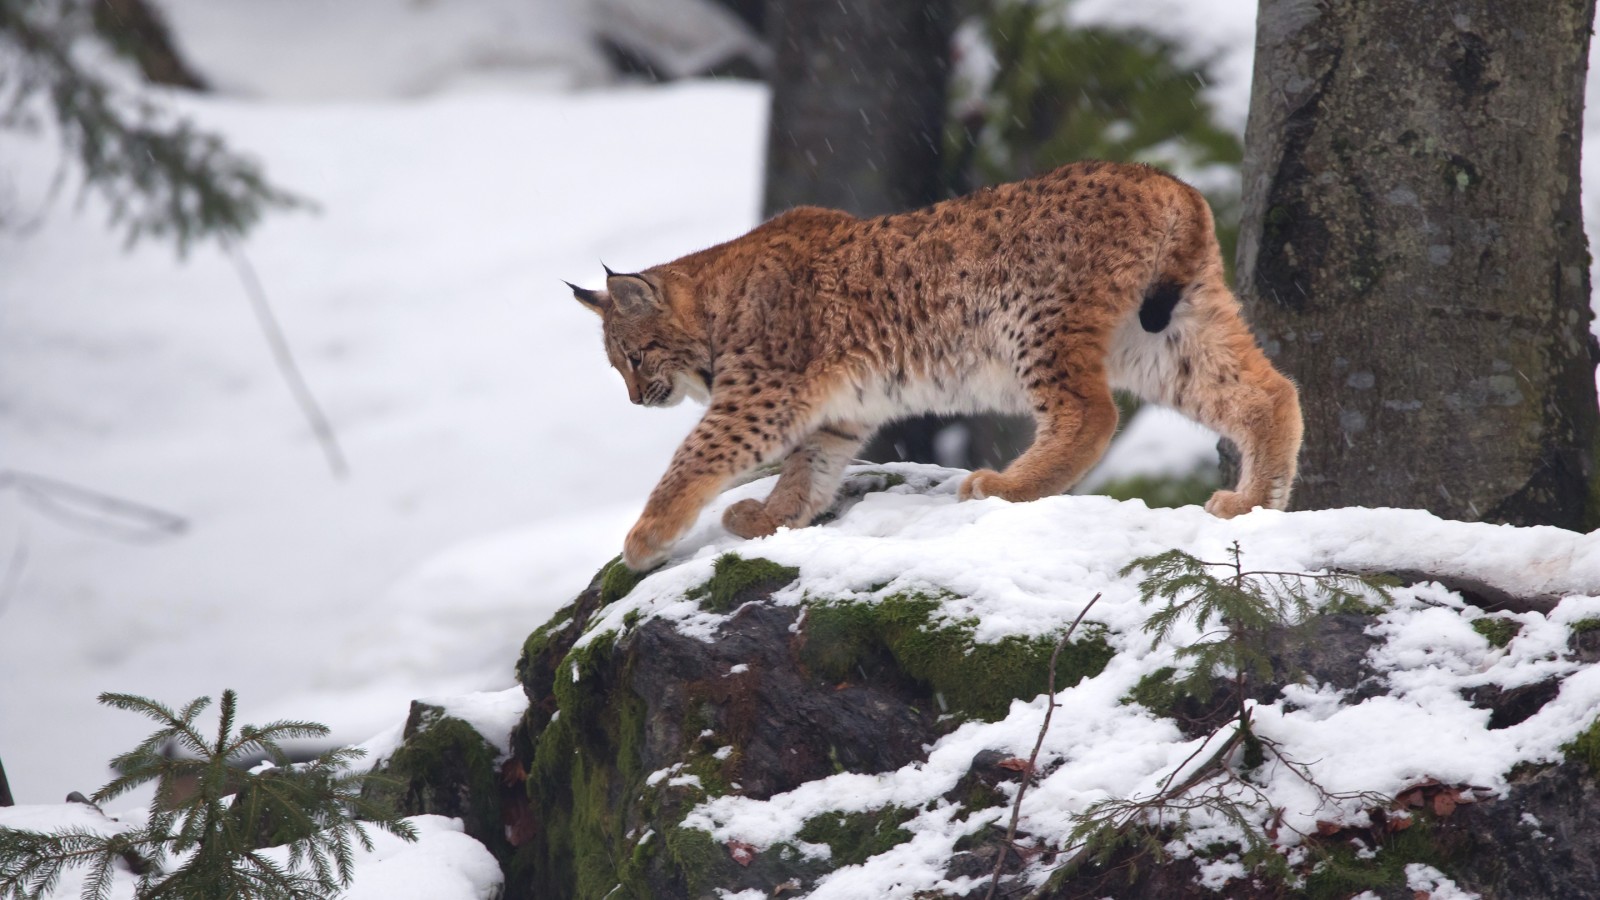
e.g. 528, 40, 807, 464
1151, 283, 1302, 516
723, 423, 868, 539
960, 332, 1120, 503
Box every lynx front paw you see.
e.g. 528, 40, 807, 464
958, 469, 1004, 501
723, 499, 780, 540
1203, 490, 1260, 519
623, 519, 672, 572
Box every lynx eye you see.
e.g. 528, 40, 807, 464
624, 353, 642, 371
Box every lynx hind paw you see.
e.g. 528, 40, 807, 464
958, 469, 1003, 501
1203, 490, 1260, 519
723, 499, 781, 540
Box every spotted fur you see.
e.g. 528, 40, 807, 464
571, 162, 1303, 571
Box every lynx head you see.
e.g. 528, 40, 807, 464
568, 267, 712, 408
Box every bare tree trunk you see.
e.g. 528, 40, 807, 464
763, 0, 952, 218
763, 0, 975, 466
93, 0, 207, 90
0, 755, 13, 806
1234, 0, 1599, 528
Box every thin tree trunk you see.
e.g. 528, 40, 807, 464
1235, 0, 1599, 528
763, 0, 1008, 467
92, 0, 207, 90
763, 0, 952, 219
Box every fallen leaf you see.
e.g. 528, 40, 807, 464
1432, 791, 1458, 817
1315, 820, 1342, 837
997, 757, 1034, 774
727, 840, 757, 867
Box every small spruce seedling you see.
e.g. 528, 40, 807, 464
0, 690, 415, 900
1052, 544, 1392, 885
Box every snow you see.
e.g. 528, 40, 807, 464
3, 0, 1600, 895
0, 804, 500, 900
0, 77, 763, 806
590, 465, 1599, 896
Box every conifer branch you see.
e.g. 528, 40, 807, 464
0, 690, 415, 900
1045, 543, 1397, 888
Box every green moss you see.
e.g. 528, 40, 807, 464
1571, 617, 1600, 635
797, 808, 916, 868
382, 712, 503, 848
516, 611, 572, 688
521, 630, 659, 899
802, 592, 1114, 721
1562, 718, 1600, 779
684, 554, 800, 614
1471, 616, 1522, 649
600, 555, 653, 604
1093, 467, 1222, 510
1304, 819, 1444, 900
663, 826, 722, 897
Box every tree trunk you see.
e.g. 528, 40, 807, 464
764, 0, 1000, 466
0, 754, 13, 807
92, 0, 207, 90
1235, 0, 1599, 529
763, 0, 952, 218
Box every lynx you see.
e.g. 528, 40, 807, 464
569, 161, 1302, 571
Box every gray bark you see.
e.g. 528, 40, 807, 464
762, 0, 953, 218
1235, 0, 1599, 529
762, 0, 964, 467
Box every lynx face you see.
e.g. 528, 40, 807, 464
569, 271, 711, 408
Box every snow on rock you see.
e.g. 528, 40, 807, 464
416, 686, 529, 760
509, 463, 1600, 898
334, 815, 504, 900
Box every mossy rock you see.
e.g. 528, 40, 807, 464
685, 553, 800, 614
797, 807, 917, 867
600, 554, 654, 604
1471, 616, 1522, 649
1301, 818, 1446, 900
800, 592, 1113, 721
371, 702, 507, 858
1564, 717, 1600, 778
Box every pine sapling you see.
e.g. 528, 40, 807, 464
0, 690, 415, 900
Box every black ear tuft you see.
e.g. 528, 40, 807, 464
566, 279, 608, 314
602, 262, 618, 278
606, 272, 660, 315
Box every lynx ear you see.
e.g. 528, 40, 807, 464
566, 280, 609, 315
606, 272, 662, 316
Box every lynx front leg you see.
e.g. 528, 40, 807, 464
723, 422, 868, 539
624, 392, 816, 571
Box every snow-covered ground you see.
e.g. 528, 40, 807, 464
2, 2, 1599, 894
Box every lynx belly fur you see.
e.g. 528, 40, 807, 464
569, 162, 1302, 571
